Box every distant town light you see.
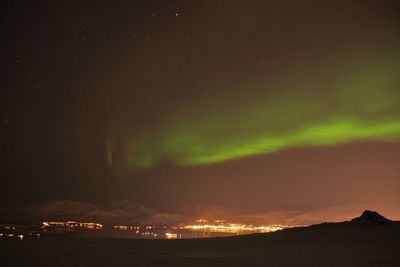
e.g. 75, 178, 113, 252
165, 232, 178, 239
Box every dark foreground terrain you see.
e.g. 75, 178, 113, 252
1, 211, 400, 267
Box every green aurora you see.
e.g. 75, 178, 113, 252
108, 51, 400, 170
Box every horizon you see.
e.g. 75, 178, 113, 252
2, 198, 400, 228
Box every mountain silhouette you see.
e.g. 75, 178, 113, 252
350, 210, 392, 225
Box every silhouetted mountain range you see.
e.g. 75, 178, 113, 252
0, 199, 187, 225
1, 198, 399, 229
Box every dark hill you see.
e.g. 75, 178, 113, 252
350, 210, 392, 225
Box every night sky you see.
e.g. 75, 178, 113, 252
1, 1, 400, 222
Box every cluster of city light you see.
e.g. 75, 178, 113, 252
0, 233, 24, 240
113, 225, 142, 230
113, 225, 129, 230
165, 232, 178, 239
182, 223, 284, 234
0, 219, 288, 242
112, 225, 158, 237
38, 219, 286, 238
42, 221, 103, 229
